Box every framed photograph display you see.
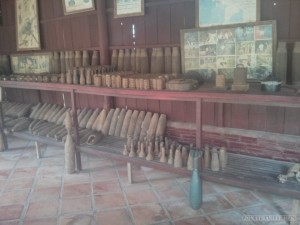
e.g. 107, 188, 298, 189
62, 0, 95, 15
114, 0, 144, 18
10, 53, 52, 74
180, 20, 276, 80
15, 0, 41, 51
196, 0, 260, 27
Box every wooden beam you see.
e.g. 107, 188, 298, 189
70, 90, 82, 171
196, 98, 202, 148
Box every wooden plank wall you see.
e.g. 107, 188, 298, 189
1, 0, 300, 136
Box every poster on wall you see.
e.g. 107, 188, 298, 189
10, 53, 51, 74
180, 21, 276, 80
114, 0, 145, 18
62, 0, 95, 15
15, 0, 41, 51
196, 0, 260, 27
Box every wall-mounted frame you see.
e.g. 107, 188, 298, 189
62, 0, 95, 15
114, 0, 144, 19
15, 0, 41, 51
196, 0, 260, 28
10, 53, 52, 74
180, 20, 276, 80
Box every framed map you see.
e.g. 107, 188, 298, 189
16, 0, 41, 51
196, 0, 260, 27
114, 0, 144, 18
10, 53, 51, 74
180, 21, 276, 80
62, 0, 95, 15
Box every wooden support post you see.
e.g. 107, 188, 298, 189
103, 96, 113, 110
127, 162, 133, 184
97, 0, 109, 65
290, 199, 299, 225
35, 141, 42, 159
217, 103, 224, 127
0, 87, 8, 151
196, 99, 203, 148
71, 90, 82, 171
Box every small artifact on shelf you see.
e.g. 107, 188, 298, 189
231, 64, 249, 92
108, 108, 120, 136
91, 50, 99, 66
160, 146, 167, 163
82, 50, 89, 67
79, 68, 86, 85
166, 79, 198, 91
114, 108, 126, 136
146, 142, 154, 161
147, 113, 159, 142
187, 149, 194, 170
154, 137, 159, 156
204, 145, 210, 169
127, 110, 139, 138
120, 109, 133, 138
172, 47, 181, 75
174, 145, 183, 168
102, 108, 115, 135
261, 75, 282, 92
138, 142, 146, 158
86, 131, 103, 145
277, 164, 300, 183
86, 108, 100, 130
130, 49, 136, 71
123, 144, 129, 156
164, 47, 172, 74
64, 111, 75, 174
133, 111, 146, 140
136, 141, 141, 154
93, 109, 107, 132
111, 49, 118, 69
215, 74, 227, 89
129, 140, 136, 157
75, 50, 82, 68
94, 75, 101, 87
211, 147, 220, 172
182, 146, 188, 167
219, 146, 228, 170
168, 142, 175, 165
60, 73, 66, 84
140, 49, 149, 74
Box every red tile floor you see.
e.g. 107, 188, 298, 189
0, 137, 299, 225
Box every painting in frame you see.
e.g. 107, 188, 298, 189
62, 0, 95, 15
10, 53, 52, 74
180, 20, 276, 81
15, 0, 41, 51
196, 0, 261, 28
114, 0, 144, 19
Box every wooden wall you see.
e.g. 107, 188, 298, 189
1, 0, 300, 137
1, 0, 300, 53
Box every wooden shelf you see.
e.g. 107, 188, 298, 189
10, 131, 64, 148
1, 80, 300, 199
1, 80, 300, 107
6, 130, 300, 199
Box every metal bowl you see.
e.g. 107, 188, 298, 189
261, 81, 281, 92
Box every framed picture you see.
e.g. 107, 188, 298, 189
10, 53, 52, 74
114, 0, 145, 18
62, 0, 95, 15
180, 20, 276, 80
196, 0, 260, 27
15, 0, 41, 51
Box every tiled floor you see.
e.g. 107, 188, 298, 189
0, 137, 299, 225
